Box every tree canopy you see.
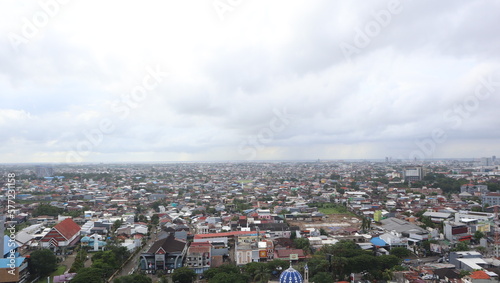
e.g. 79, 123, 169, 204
32, 204, 63, 217
28, 249, 57, 278
114, 274, 152, 283
203, 263, 252, 283
389, 247, 412, 258
70, 267, 105, 283
172, 267, 196, 283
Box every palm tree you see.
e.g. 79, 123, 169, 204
382, 269, 393, 281
253, 264, 270, 283
361, 217, 371, 233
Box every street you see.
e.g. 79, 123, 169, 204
113, 230, 159, 279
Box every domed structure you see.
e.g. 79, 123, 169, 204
279, 266, 303, 283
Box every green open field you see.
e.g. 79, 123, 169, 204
316, 204, 354, 216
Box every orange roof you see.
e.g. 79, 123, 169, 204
54, 218, 80, 240
470, 271, 490, 280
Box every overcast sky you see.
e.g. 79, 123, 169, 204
1, 0, 499, 163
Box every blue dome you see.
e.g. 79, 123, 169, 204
279, 267, 303, 283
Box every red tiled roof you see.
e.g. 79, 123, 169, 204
53, 218, 81, 240
470, 271, 490, 280
194, 231, 265, 239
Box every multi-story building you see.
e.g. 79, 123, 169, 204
480, 157, 493, 166
444, 221, 471, 242
403, 167, 424, 182
461, 184, 489, 195
185, 242, 211, 274
258, 240, 274, 261
482, 193, 500, 207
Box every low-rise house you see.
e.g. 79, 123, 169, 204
273, 249, 306, 261
464, 270, 498, 283
450, 251, 487, 271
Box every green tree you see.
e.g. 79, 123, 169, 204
204, 264, 247, 283
151, 201, 163, 212
28, 249, 57, 277
114, 274, 152, 283
32, 204, 64, 217
253, 264, 270, 283
266, 259, 289, 272
361, 217, 371, 232
70, 267, 105, 283
382, 269, 394, 281
209, 273, 248, 283
459, 270, 471, 278
376, 255, 401, 270
311, 272, 334, 283
294, 238, 310, 253
471, 206, 483, 212
319, 240, 367, 258
113, 219, 123, 233
389, 247, 411, 258
91, 250, 119, 278
244, 262, 267, 280
347, 254, 376, 273
107, 245, 130, 263
306, 256, 330, 277
419, 216, 435, 228
70, 248, 87, 273
172, 267, 196, 283
474, 230, 485, 242
451, 241, 470, 252
151, 214, 159, 225
135, 214, 147, 223
331, 256, 349, 281
476, 246, 487, 254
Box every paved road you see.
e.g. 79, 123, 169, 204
113, 231, 159, 279
60, 253, 77, 273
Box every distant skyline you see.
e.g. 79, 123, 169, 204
1, 1, 499, 163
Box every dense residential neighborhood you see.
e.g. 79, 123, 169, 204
1, 159, 500, 283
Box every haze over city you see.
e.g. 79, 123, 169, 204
1, 1, 499, 163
